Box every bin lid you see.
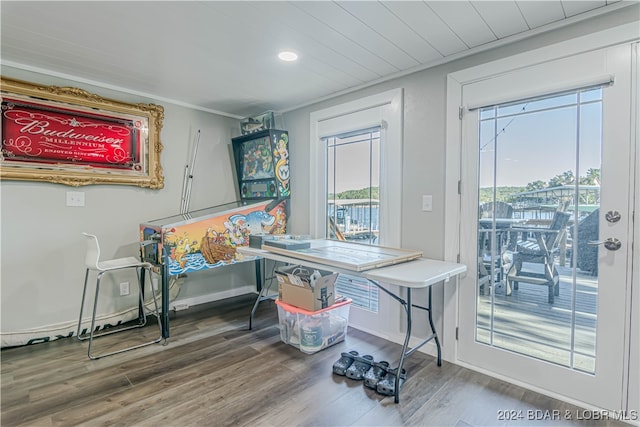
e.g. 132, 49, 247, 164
275, 297, 351, 315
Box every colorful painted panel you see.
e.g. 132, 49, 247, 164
141, 200, 287, 275
272, 131, 290, 198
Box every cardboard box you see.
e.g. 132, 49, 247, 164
276, 265, 338, 311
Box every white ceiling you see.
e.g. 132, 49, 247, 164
1, 1, 634, 118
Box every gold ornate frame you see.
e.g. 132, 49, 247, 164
1, 76, 164, 188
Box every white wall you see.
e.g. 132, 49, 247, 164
0, 67, 255, 344
281, 6, 638, 353
1, 6, 636, 348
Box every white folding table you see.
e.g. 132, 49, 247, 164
238, 240, 466, 403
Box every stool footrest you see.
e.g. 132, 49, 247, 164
77, 263, 163, 360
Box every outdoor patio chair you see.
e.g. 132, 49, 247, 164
505, 211, 571, 304
576, 209, 599, 276
479, 201, 514, 219
478, 257, 491, 295
478, 200, 515, 290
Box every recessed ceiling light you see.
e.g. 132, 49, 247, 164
278, 51, 298, 62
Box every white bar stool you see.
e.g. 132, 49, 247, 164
77, 232, 163, 359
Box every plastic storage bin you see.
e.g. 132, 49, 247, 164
275, 298, 351, 354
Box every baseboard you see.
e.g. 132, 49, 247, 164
348, 324, 439, 359
169, 285, 256, 311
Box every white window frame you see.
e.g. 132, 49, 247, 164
309, 89, 403, 246
309, 89, 403, 336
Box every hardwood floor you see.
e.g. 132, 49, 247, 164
0, 294, 629, 426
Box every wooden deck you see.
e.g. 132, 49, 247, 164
477, 263, 598, 372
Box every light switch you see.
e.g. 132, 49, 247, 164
66, 191, 85, 207
422, 195, 433, 212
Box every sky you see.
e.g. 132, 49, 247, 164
479, 90, 602, 188
328, 133, 380, 194
326, 90, 603, 194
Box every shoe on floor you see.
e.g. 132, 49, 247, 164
332, 350, 359, 376
363, 360, 389, 389
345, 354, 374, 380
376, 368, 406, 396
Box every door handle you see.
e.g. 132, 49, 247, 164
588, 237, 622, 251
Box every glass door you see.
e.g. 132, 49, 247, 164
476, 89, 602, 372
458, 44, 634, 410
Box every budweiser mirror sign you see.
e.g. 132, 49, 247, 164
1, 77, 164, 188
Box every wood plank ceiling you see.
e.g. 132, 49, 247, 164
0, 1, 632, 118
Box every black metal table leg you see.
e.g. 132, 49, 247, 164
395, 288, 412, 403
427, 286, 442, 366
249, 258, 264, 330
368, 279, 441, 403
161, 249, 170, 339
138, 267, 146, 323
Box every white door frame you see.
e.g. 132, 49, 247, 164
626, 42, 639, 415
444, 23, 638, 409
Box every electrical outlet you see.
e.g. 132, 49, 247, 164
66, 191, 85, 207
119, 282, 130, 296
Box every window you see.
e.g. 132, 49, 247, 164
325, 128, 380, 245
476, 88, 603, 371
324, 127, 381, 311
309, 89, 403, 329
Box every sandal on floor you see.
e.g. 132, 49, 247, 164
345, 354, 374, 380
376, 368, 407, 396
363, 360, 389, 389
332, 351, 359, 376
